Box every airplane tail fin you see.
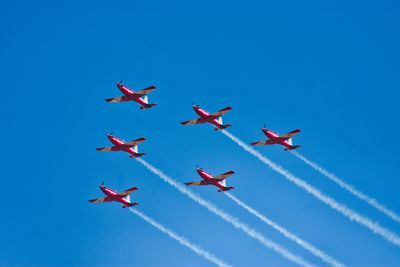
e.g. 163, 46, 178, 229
141, 95, 149, 104
140, 103, 157, 110
123, 202, 139, 208
214, 124, 232, 131
287, 138, 293, 146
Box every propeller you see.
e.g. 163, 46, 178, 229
101, 181, 104, 186
118, 80, 123, 84
107, 131, 114, 136
262, 123, 267, 129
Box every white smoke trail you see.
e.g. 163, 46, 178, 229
129, 208, 231, 267
221, 130, 400, 247
291, 151, 400, 225
225, 192, 344, 267
136, 158, 315, 267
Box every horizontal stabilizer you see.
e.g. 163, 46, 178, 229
218, 186, 235, 192
123, 202, 139, 208
129, 152, 146, 158
214, 124, 232, 131
140, 103, 157, 110
284, 145, 301, 151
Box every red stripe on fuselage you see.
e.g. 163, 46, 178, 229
117, 84, 135, 96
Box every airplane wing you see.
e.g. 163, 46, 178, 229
95, 146, 120, 152
116, 186, 139, 197
212, 171, 235, 181
210, 106, 232, 117
132, 86, 157, 97
105, 96, 130, 103
181, 118, 204, 125
125, 137, 146, 146
89, 197, 113, 203
280, 129, 301, 140
250, 140, 274, 146
185, 181, 208, 186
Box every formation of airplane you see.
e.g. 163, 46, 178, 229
251, 126, 301, 151
96, 133, 146, 158
181, 104, 232, 131
185, 167, 235, 192
106, 81, 157, 110
91, 81, 302, 208
89, 182, 139, 208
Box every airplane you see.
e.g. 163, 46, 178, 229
105, 81, 157, 110
251, 125, 301, 151
185, 167, 235, 192
89, 182, 139, 208
181, 104, 232, 131
96, 133, 146, 158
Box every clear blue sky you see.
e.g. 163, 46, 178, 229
1, 0, 400, 266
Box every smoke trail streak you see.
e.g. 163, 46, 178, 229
225, 193, 344, 267
136, 158, 315, 267
129, 208, 231, 267
292, 151, 400, 225
221, 130, 400, 247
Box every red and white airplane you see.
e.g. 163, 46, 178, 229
105, 81, 157, 110
96, 133, 146, 158
185, 167, 235, 192
251, 126, 301, 151
181, 104, 232, 131
89, 182, 139, 208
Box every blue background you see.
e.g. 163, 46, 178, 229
1, 0, 400, 266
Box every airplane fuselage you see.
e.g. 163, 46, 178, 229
262, 129, 293, 149
100, 186, 131, 206
193, 106, 223, 128
197, 169, 227, 191
107, 135, 139, 157
117, 83, 147, 106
